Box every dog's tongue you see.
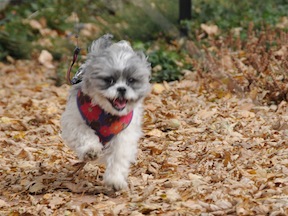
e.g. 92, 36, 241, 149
113, 98, 127, 110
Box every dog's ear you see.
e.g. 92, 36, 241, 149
136, 51, 151, 70
89, 34, 113, 53
135, 51, 146, 60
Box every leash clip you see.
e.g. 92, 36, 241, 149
66, 46, 81, 85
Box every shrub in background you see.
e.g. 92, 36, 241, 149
1, 0, 288, 89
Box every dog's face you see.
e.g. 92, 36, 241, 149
81, 37, 151, 116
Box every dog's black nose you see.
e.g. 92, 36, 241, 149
117, 87, 126, 95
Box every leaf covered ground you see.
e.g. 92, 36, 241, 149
0, 54, 288, 216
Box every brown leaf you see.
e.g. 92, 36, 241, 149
29, 181, 45, 193
29, 19, 43, 30
201, 23, 219, 35
0, 199, 10, 208
48, 196, 65, 210
165, 188, 181, 203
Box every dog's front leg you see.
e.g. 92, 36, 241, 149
76, 135, 103, 161
61, 119, 103, 161
103, 131, 139, 190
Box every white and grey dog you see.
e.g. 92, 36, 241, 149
61, 34, 151, 190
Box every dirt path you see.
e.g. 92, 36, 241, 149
0, 60, 288, 215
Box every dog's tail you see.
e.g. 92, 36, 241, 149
89, 34, 113, 53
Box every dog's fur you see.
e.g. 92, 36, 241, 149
61, 34, 151, 190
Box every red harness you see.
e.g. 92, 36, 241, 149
77, 90, 133, 145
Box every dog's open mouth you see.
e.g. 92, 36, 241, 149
109, 98, 128, 111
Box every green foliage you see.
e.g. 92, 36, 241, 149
1, 0, 288, 85
191, 0, 288, 31
133, 40, 192, 83
149, 49, 183, 82
0, 18, 33, 59
0, 0, 109, 60
134, 40, 192, 83
99, 0, 178, 40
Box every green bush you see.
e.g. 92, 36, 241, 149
99, 0, 179, 40
0, 0, 110, 60
191, 0, 288, 30
149, 49, 183, 83
0, 19, 33, 59
1, 0, 288, 85
132, 40, 192, 83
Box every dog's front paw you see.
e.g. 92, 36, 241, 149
82, 146, 103, 161
104, 172, 128, 191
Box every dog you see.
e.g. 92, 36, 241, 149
61, 34, 151, 190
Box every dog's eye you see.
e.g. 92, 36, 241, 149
103, 77, 115, 85
127, 77, 136, 84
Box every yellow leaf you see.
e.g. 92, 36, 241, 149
147, 129, 164, 137
13, 132, 26, 140
0, 116, 13, 123
152, 83, 166, 94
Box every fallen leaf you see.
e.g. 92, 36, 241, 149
166, 118, 181, 130
165, 188, 181, 203
38, 50, 55, 69
0, 199, 10, 208
29, 181, 45, 193
48, 196, 65, 209
181, 201, 204, 211
146, 129, 164, 137
152, 83, 166, 94
201, 23, 219, 35
29, 19, 43, 30
112, 203, 126, 215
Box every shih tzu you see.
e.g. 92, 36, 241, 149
61, 34, 151, 190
